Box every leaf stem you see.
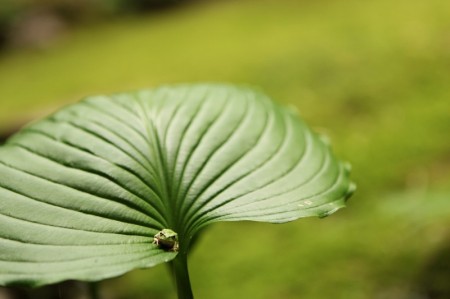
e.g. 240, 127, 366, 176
89, 282, 100, 299
172, 253, 194, 299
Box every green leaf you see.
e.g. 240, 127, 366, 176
0, 84, 354, 287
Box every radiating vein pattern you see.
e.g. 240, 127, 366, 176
0, 84, 354, 287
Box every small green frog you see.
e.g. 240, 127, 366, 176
153, 229, 179, 252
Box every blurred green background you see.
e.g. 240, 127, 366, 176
0, 0, 449, 298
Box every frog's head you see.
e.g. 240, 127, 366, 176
153, 229, 179, 252
159, 229, 177, 240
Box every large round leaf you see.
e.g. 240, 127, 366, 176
0, 84, 354, 286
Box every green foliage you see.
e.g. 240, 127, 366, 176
0, 84, 353, 291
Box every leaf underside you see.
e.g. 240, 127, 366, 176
0, 84, 354, 286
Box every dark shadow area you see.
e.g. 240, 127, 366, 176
0, 125, 20, 145
0, 0, 199, 50
0, 281, 96, 299
412, 238, 450, 299
125, 0, 190, 11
